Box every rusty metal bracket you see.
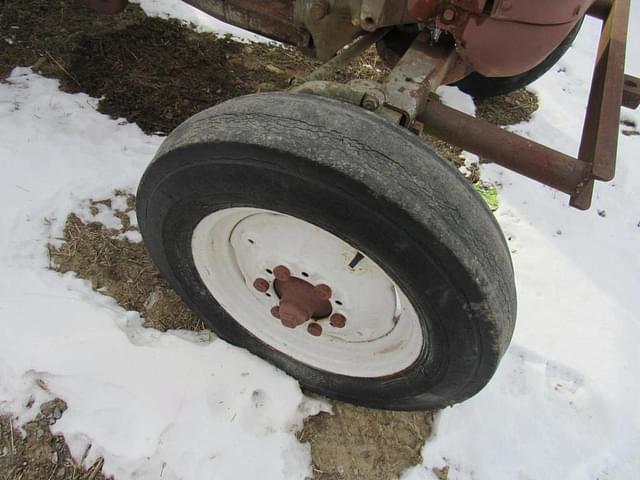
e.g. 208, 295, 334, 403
382, 33, 457, 127
569, 0, 630, 208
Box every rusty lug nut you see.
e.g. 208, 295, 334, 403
279, 301, 309, 328
307, 322, 323, 336
270, 306, 280, 319
253, 278, 269, 293
330, 313, 347, 328
314, 284, 332, 300
362, 94, 380, 111
442, 8, 456, 22
273, 265, 291, 282
309, 0, 329, 21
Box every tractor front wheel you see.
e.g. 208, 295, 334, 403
136, 92, 517, 410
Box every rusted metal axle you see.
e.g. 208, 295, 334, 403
418, 102, 592, 197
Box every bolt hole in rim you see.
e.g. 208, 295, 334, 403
191, 207, 424, 377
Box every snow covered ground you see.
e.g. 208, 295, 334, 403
1, 1, 639, 479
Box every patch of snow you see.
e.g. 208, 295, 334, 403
127, 209, 138, 227
110, 194, 129, 212
75, 200, 123, 231
438, 85, 476, 116
117, 229, 143, 243
0, 69, 328, 479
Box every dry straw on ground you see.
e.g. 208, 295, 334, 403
49, 193, 203, 332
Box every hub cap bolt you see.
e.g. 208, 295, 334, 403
273, 265, 291, 282
314, 284, 332, 300
307, 322, 323, 336
330, 313, 346, 328
271, 306, 280, 318
253, 278, 269, 293
279, 301, 308, 328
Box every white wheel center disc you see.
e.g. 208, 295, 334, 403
191, 207, 424, 377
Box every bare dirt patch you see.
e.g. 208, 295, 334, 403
0, 400, 109, 480
299, 402, 433, 480
1, 0, 387, 135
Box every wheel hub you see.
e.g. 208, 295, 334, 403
255, 265, 336, 330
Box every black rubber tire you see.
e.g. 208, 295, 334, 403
454, 18, 584, 98
136, 92, 517, 410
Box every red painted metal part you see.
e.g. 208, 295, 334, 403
330, 313, 347, 328
418, 0, 633, 210
488, 0, 585, 24
455, 18, 579, 77
433, 0, 592, 77
407, 0, 592, 77
407, 0, 454, 20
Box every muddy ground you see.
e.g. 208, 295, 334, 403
1, 1, 540, 479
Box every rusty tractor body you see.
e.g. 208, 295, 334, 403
82, 0, 639, 209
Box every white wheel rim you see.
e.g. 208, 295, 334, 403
191, 207, 424, 378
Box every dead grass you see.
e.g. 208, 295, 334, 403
49, 192, 203, 332
0, 0, 388, 135
474, 88, 539, 126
